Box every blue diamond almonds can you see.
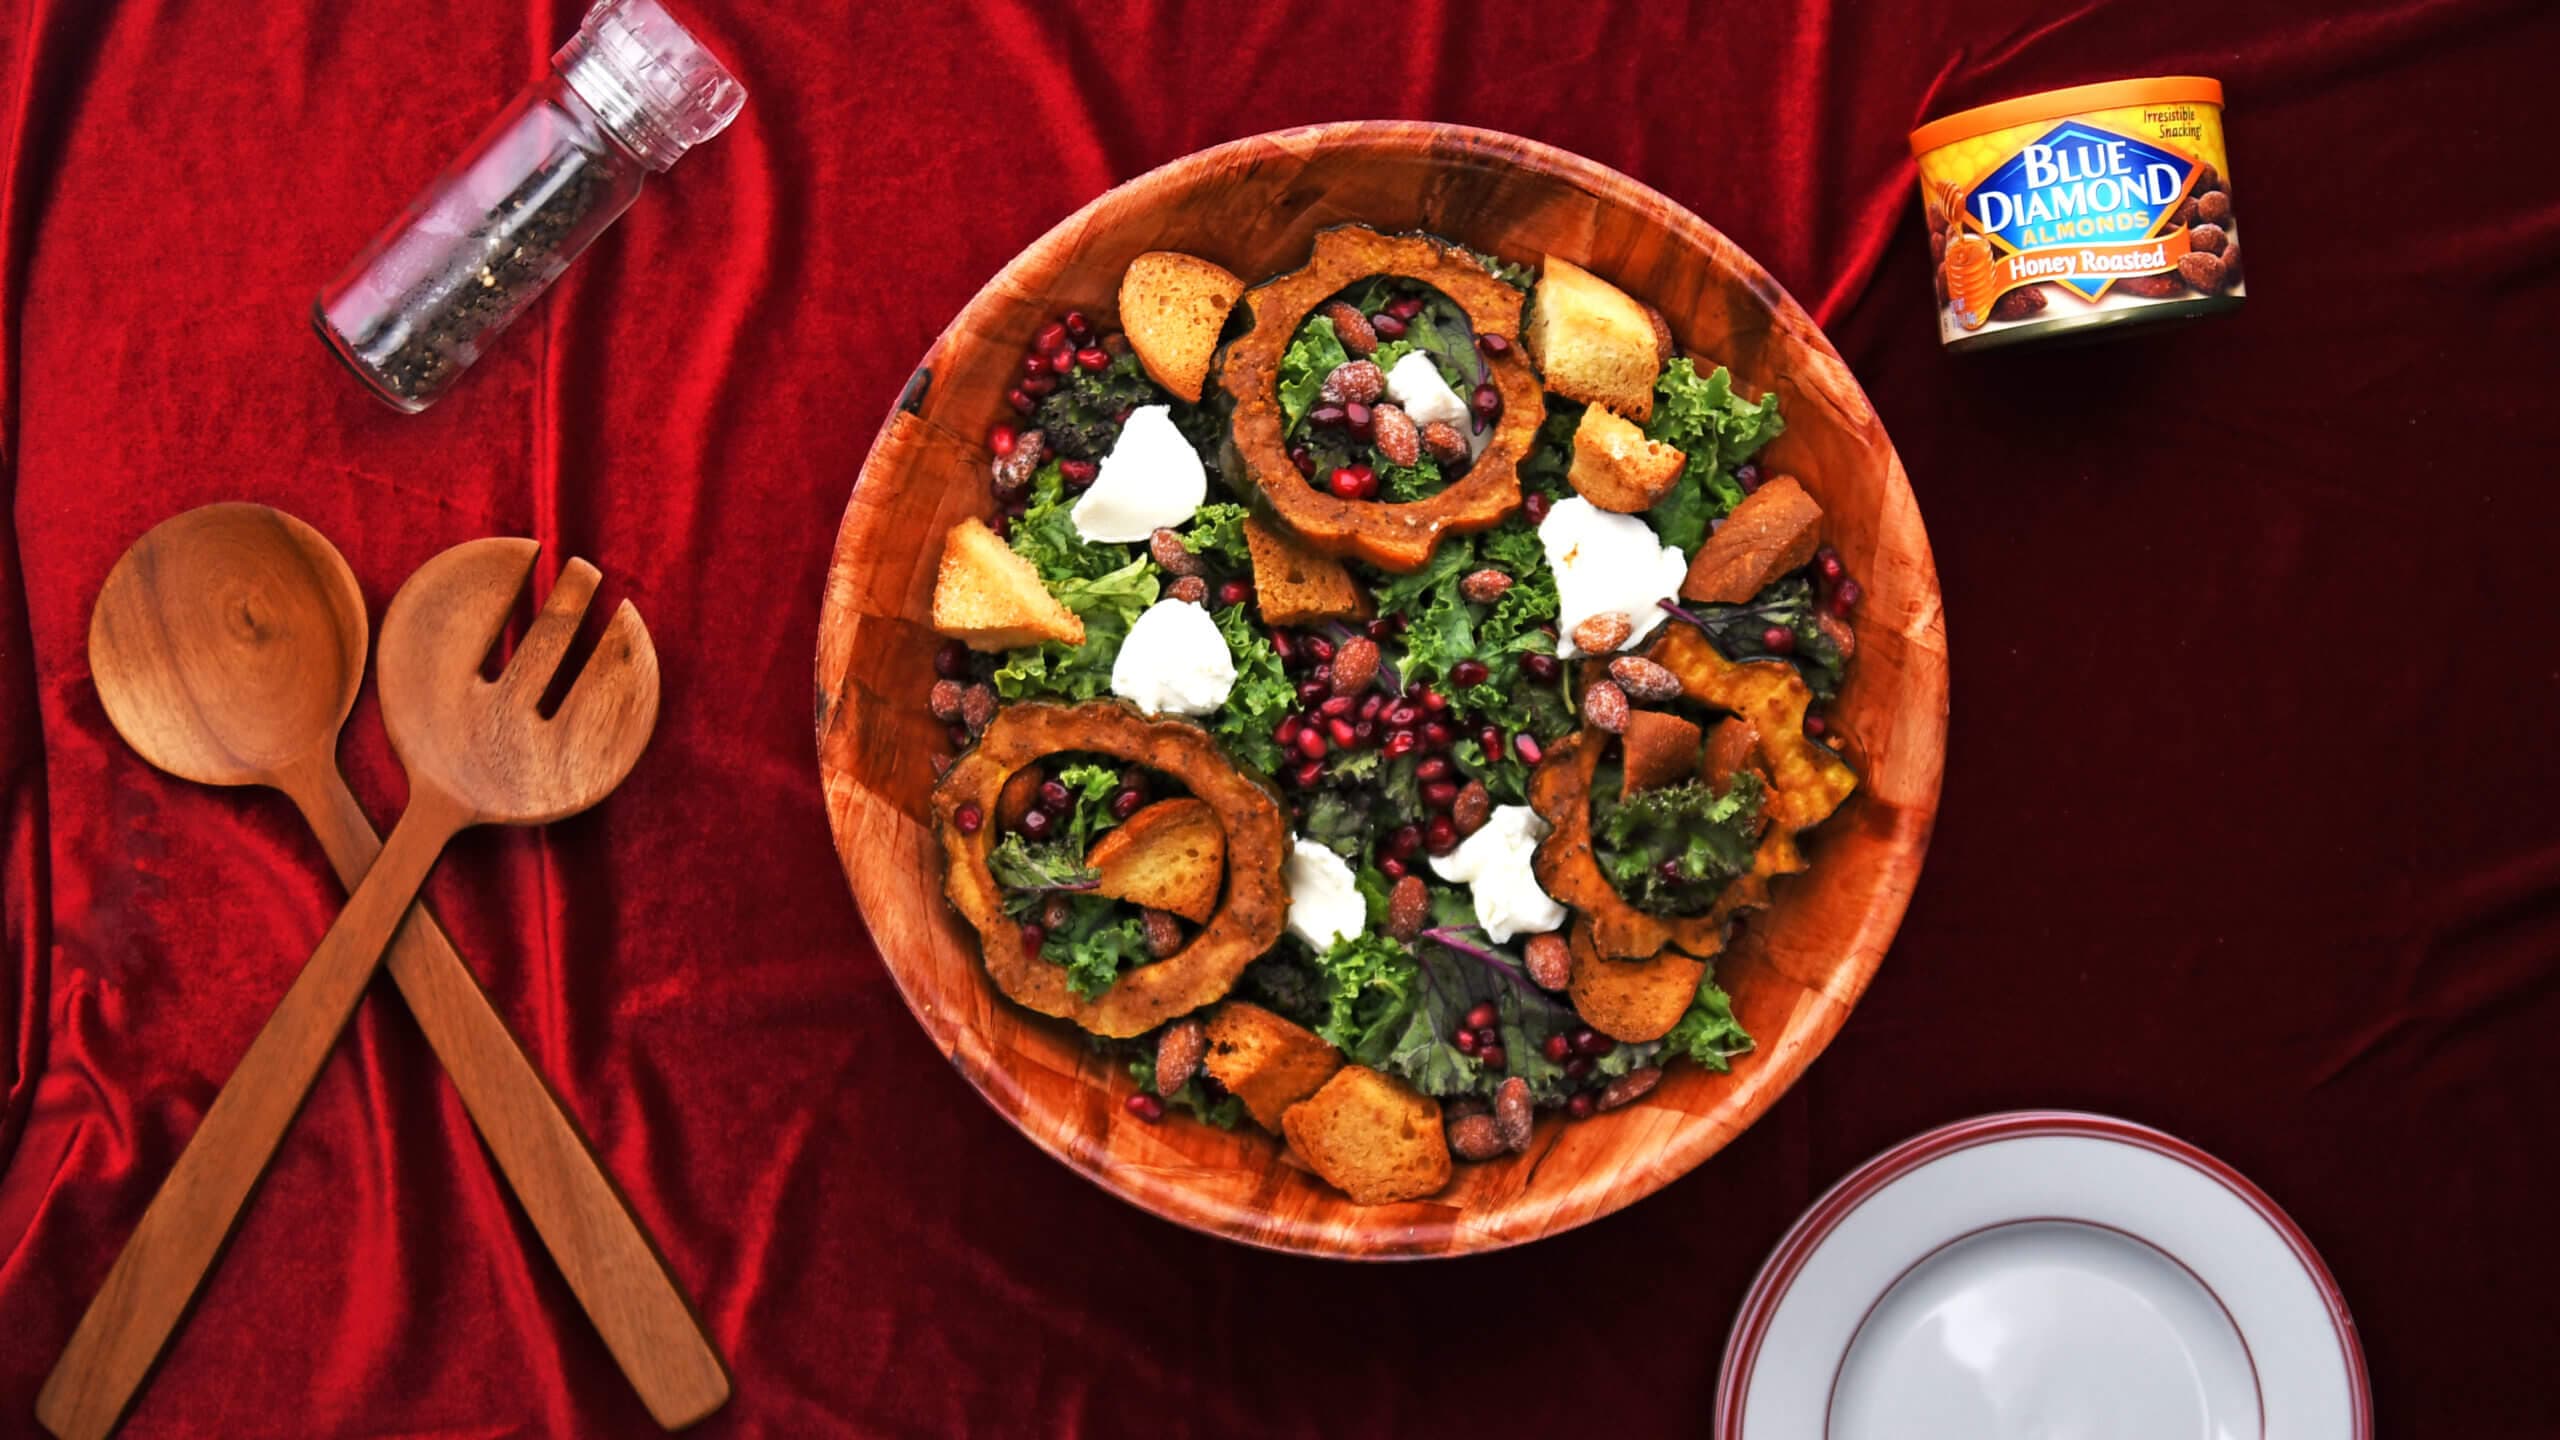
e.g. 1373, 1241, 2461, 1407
1910, 77, 2243, 352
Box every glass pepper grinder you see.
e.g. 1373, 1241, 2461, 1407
315, 0, 744, 413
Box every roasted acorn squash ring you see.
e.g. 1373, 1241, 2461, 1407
1529, 629, 1860, 960
932, 700, 1289, 1038
1219, 225, 1543, 572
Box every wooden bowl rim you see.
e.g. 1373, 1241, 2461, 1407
815, 120, 1948, 1259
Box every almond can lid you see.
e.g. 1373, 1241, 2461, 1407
1909, 76, 2224, 155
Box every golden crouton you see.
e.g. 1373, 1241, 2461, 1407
1702, 717, 1761, 797
1681, 475, 1824, 605
1243, 516, 1372, 626
1280, 1065, 1452, 1205
1119, 251, 1243, 403
1567, 923, 1707, 1043
1204, 1001, 1343, 1131
1524, 255, 1663, 423
1620, 709, 1703, 797
1085, 798, 1225, 923
931, 517, 1085, 651
1566, 405, 1686, 513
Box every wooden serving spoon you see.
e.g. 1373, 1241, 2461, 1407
47, 516, 714, 1439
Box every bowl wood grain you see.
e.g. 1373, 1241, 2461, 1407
815, 122, 1948, 1258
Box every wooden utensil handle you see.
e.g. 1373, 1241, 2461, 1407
37, 798, 460, 1440
299, 774, 728, 1429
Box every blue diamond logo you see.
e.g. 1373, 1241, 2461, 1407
1966, 122, 2194, 299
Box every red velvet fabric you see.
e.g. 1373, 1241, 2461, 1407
4, 0, 2556, 1433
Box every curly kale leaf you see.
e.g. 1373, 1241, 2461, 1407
1207, 601, 1291, 776
1306, 933, 1423, 1064
1591, 768, 1765, 915
1516, 402, 1580, 501
987, 834, 1098, 916
1279, 316, 1351, 434
1040, 895, 1155, 998
1049, 760, 1124, 851
1177, 502, 1253, 570
1643, 360, 1785, 553
1661, 968, 1754, 1073
1033, 349, 1166, 461
1374, 518, 1568, 753
988, 553, 1157, 702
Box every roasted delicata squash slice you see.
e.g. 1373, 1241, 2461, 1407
932, 517, 1085, 651
1219, 226, 1545, 572
1205, 1000, 1344, 1131
1530, 637, 1857, 960
1085, 797, 1225, 923
933, 701, 1287, 1037
1119, 250, 1244, 403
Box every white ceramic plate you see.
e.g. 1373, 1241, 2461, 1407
1716, 1111, 2369, 1440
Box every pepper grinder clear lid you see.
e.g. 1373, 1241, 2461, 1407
554, 0, 746, 171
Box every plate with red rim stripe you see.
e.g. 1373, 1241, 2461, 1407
1716, 1111, 2369, 1440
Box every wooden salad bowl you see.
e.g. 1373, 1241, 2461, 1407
815, 122, 1948, 1259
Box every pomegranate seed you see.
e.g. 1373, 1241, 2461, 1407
1355, 719, 1376, 743
1477, 332, 1511, 355
1659, 858, 1684, 880
934, 641, 968, 678
1019, 808, 1053, 840
1309, 663, 1333, 688
1006, 388, 1034, 414
1387, 824, 1423, 859
1021, 353, 1049, 381
1358, 693, 1385, 722
1479, 726, 1503, 756
954, 802, 984, 834
1307, 636, 1336, 664
1523, 492, 1552, 524
1422, 779, 1459, 809
1832, 579, 1863, 615
1296, 728, 1329, 760
1291, 758, 1325, 788
1542, 1033, 1573, 1063
1046, 346, 1076, 374
1385, 703, 1420, 728
1219, 580, 1253, 606
1567, 1093, 1596, 1119
1367, 617, 1397, 642
1565, 1055, 1593, 1081
1421, 688, 1450, 713
1064, 311, 1093, 342
1346, 402, 1376, 440
1480, 1045, 1507, 1070
1522, 653, 1560, 682
1327, 717, 1359, 748
1076, 346, 1110, 372
1272, 630, 1299, 664
1020, 922, 1046, 951
1515, 734, 1544, 765
1307, 403, 1346, 429
1318, 695, 1356, 719
1455, 1028, 1481, 1055
1573, 1029, 1615, 1058
1426, 816, 1458, 854
1296, 680, 1327, 706
989, 424, 1017, 456
1034, 321, 1066, 353
1019, 373, 1056, 397
1805, 713, 1828, 737
947, 722, 971, 748
1465, 1002, 1499, 1031
1111, 788, 1145, 819
1383, 728, 1418, 758
1125, 1092, 1164, 1122
1060, 459, 1099, 488
1451, 659, 1490, 687
1471, 384, 1501, 417
1416, 757, 1452, 782
1762, 625, 1796, 654
1736, 461, 1763, 494
1291, 446, 1316, 476
1379, 855, 1408, 879
1815, 547, 1844, 583
1423, 720, 1457, 749
1276, 715, 1304, 747
1388, 296, 1425, 320
1039, 779, 1071, 811
1371, 312, 1408, 340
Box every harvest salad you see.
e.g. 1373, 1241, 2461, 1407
924, 227, 1861, 1205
